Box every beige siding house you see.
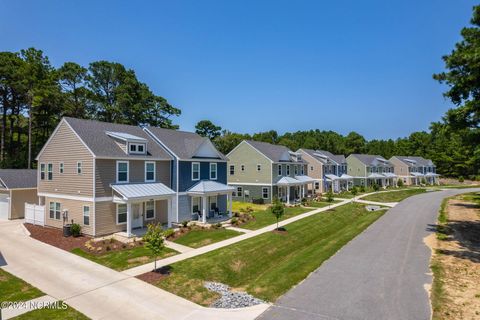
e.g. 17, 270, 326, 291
227, 140, 313, 204
389, 156, 439, 185
0, 169, 38, 220
36, 117, 174, 237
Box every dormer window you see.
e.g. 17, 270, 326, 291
129, 143, 146, 155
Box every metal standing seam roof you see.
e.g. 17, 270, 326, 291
187, 180, 235, 194
294, 175, 316, 183
111, 183, 175, 201
368, 173, 386, 178
276, 176, 304, 185
340, 174, 354, 180
383, 173, 398, 178
425, 172, 440, 176
411, 172, 424, 177
145, 126, 227, 160
62, 117, 172, 160
0, 169, 37, 189
325, 174, 341, 181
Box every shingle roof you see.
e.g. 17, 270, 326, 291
145, 127, 226, 160
246, 140, 305, 163
63, 117, 172, 160
300, 149, 346, 165
0, 169, 37, 189
351, 154, 392, 166
393, 156, 434, 167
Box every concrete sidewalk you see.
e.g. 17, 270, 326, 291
0, 220, 269, 320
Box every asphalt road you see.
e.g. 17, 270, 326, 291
258, 188, 480, 320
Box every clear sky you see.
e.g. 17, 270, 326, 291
1, 0, 477, 139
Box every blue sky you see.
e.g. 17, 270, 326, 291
1, 0, 477, 139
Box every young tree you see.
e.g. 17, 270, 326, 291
372, 183, 380, 192
397, 179, 404, 187
143, 223, 165, 272
326, 190, 334, 208
270, 197, 284, 230
350, 186, 358, 201
195, 120, 222, 140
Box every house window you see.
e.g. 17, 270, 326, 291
145, 162, 155, 182
145, 200, 155, 220
286, 165, 290, 175
83, 206, 90, 225
192, 197, 200, 213
209, 196, 217, 211
117, 204, 127, 224
310, 166, 314, 171
129, 143, 146, 155
117, 161, 129, 183
278, 165, 282, 176
257, 164, 261, 171
192, 162, 200, 181
47, 163, 53, 180
210, 163, 217, 180
229, 165, 235, 175
262, 187, 269, 199
315, 182, 320, 190
301, 166, 304, 175
40, 163, 46, 180
59, 162, 64, 174
237, 186, 243, 197
77, 161, 82, 175
241, 165, 245, 172
49, 202, 61, 220
294, 166, 298, 175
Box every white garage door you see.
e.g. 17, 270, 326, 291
0, 194, 9, 220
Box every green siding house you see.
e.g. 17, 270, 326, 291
346, 154, 397, 187
227, 140, 314, 204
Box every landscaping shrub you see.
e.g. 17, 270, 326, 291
71, 223, 81, 237
181, 220, 189, 228
421, 177, 427, 185
231, 217, 238, 225
163, 228, 175, 239
351, 186, 358, 198
214, 222, 222, 228
458, 176, 464, 183
372, 183, 380, 192
397, 179, 404, 187
360, 185, 366, 192
252, 198, 264, 204
301, 198, 308, 206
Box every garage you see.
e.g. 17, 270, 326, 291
0, 169, 38, 220
0, 193, 9, 220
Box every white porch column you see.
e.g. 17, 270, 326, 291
286, 186, 290, 205
228, 193, 233, 217
167, 198, 172, 228
126, 202, 132, 237
202, 196, 207, 223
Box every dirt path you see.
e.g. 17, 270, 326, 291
427, 195, 480, 320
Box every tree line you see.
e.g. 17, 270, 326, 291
2, 6, 479, 178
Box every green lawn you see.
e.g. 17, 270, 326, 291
173, 228, 242, 248
0, 268, 44, 303
305, 200, 339, 208
232, 201, 268, 212
13, 302, 89, 320
240, 206, 311, 230
155, 203, 385, 305
71, 245, 178, 271
361, 188, 428, 202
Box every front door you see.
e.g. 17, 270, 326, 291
132, 203, 143, 229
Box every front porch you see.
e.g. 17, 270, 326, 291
187, 180, 235, 224
277, 176, 315, 204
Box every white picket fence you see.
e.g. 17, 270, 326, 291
25, 203, 45, 226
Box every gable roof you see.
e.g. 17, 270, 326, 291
0, 169, 37, 189
350, 154, 392, 166
245, 140, 304, 163
299, 149, 346, 165
393, 156, 434, 167
145, 127, 226, 160
60, 117, 172, 160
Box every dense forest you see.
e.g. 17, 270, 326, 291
1, 6, 479, 178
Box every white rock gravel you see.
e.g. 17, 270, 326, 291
204, 281, 265, 308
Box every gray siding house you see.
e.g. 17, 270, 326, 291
390, 156, 439, 185
227, 140, 314, 204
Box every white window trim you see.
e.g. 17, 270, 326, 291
40, 163, 46, 180
257, 164, 261, 172
49, 201, 61, 220
229, 165, 235, 176
237, 186, 243, 197
144, 161, 156, 182
77, 161, 83, 175
286, 165, 290, 176
241, 164, 245, 172
59, 162, 64, 174
128, 142, 147, 155
116, 161, 129, 183
47, 163, 53, 180
83, 205, 90, 225
144, 200, 155, 220
278, 165, 282, 176
210, 163, 217, 180
262, 187, 269, 199
191, 196, 201, 214
116, 203, 127, 225
192, 162, 200, 181
209, 195, 218, 210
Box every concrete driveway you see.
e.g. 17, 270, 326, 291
0, 220, 268, 320
258, 188, 480, 320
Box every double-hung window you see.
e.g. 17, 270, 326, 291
117, 204, 127, 224
40, 163, 46, 180
241, 165, 245, 172
286, 165, 290, 176
237, 186, 243, 197
145, 200, 155, 220
59, 162, 64, 174
229, 165, 235, 175
49, 202, 61, 220
77, 161, 82, 174
117, 161, 129, 183
47, 163, 53, 180
83, 206, 90, 225
257, 164, 261, 171
262, 187, 269, 199
145, 162, 155, 182
210, 163, 217, 180
192, 162, 200, 181
294, 166, 298, 175
278, 165, 282, 176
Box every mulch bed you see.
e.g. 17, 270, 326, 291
136, 266, 172, 284
24, 223, 90, 251
272, 227, 288, 235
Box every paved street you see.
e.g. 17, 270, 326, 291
259, 188, 480, 320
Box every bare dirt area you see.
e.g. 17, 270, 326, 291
428, 195, 480, 320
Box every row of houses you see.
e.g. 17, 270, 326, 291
0, 117, 439, 238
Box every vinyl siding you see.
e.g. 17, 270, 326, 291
299, 151, 324, 193
178, 161, 227, 192
227, 142, 272, 185
38, 121, 94, 197
44, 197, 94, 236
10, 189, 38, 219
346, 155, 367, 177
231, 184, 272, 203
177, 194, 228, 222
